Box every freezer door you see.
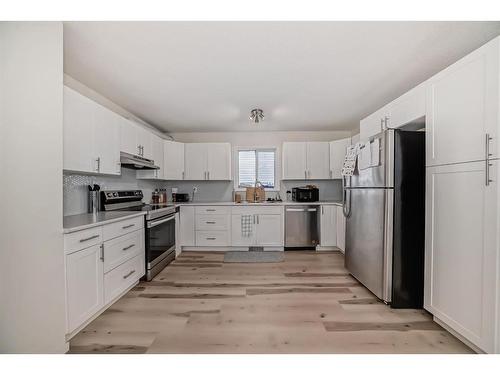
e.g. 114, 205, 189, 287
349, 130, 394, 188
345, 188, 393, 301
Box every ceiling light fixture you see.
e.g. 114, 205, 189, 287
250, 108, 264, 124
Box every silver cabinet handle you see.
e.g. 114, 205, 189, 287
304, 170, 307, 179
206, 209, 216, 212
182, 171, 185, 180
116, 161, 121, 173
321, 206, 324, 215
256, 215, 259, 224
206, 237, 216, 240
95, 157, 101, 173
208, 171, 210, 180
330, 170, 332, 179
122, 224, 135, 229
206, 221, 216, 224
79, 234, 100, 243
122, 244, 135, 251
486, 133, 493, 186
123, 270, 136, 279
100, 244, 104, 262
138, 145, 142, 155
253, 214, 256, 224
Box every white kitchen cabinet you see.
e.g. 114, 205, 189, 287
388, 83, 426, 129
306, 142, 330, 179
359, 105, 390, 143
184, 143, 231, 180
64, 86, 121, 175
255, 214, 282, 246
329, 138, 351, 179
93, 102, 121, 175
65, 244, 104, 333
282, 142, 307, 179
426, 38, 499, 167
63, 86, 95, 173
319, 205, 337, 247
164, 140, 185, 180
282, 142, 330, 180
137, 133, 164, 180
425, 161, 498, 353
119, 117, 154, 159
179, 206, 195, 246
231, 206, 284, 248
336, 206, 346, 253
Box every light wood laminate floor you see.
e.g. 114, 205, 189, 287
69, 251, 473, 354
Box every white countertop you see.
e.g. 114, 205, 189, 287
63, 211, 146, 234
174, 200, 342, 207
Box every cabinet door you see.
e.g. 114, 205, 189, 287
426, 39, 499, 166
179, 206, 195, 246
164, 140, 185, 180
231, 214, 255, 246
63, 86, 95, 173
359, 106, 388, 143
425, 161, 498, 352
336, 206, 346, 253
66, 244, 104, 333
137, 126, 153, 160
282, 142, 307, 179
256, 214, 283, 246
306, 142, 330, 179
184, 143, 207, 180
94, 103, 121, 175
119, 118, 139, 156
329, 138, 350, 179
137, 134, 164, 179
319, 205, 337, 246
206, 143, 231, 180
389, 83, 426, 129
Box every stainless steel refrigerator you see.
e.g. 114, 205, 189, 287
343, 129, 425, 308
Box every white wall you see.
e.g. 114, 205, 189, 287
0, 22, 67, 353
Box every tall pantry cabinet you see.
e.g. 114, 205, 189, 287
424, 37, 500, 353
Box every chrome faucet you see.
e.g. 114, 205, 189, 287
254, 180, 263, 202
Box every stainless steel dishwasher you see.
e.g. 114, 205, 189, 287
285, 205, 320, 249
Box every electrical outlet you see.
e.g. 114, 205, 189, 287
193, 186, 198, 193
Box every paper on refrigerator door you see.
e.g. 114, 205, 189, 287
358, 141, 372, 170
341, 144, 359, 176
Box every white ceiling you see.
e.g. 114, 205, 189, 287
64, 21, 500, 133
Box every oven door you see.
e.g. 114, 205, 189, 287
146, 213, 176, 270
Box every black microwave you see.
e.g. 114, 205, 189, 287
292, 187, 319, 202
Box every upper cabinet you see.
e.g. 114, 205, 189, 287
63, 86, 120, 175
359, 105, 390, 143
136, 134, 164, 180
184, 143, 231, 180
389, 83, 426, 129
119, 118, 153, 159
329, 138, 351, 179
163, 140, 185, 180
426, 38, 499, 167
282, 142, 330, 180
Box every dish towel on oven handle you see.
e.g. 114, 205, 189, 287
241, 215, 253, 237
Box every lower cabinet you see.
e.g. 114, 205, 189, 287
64, 218, 145, 337
319, 205, 345, 252
231, 206, 284, 248
425, 161, 499, 353
65, 244, 104, 333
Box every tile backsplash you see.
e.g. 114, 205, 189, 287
64, 170, 343, 216
63, 168, 162, 216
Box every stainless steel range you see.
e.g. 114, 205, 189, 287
101, 190, 177, 281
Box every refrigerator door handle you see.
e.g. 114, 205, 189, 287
342, 176, 352, 218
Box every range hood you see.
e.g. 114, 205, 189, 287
120, 152, 159, 170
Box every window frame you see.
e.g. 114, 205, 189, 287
233, 146, 280, 192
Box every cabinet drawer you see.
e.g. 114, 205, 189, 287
103, 216, 144, 241
64, 226, 103, 254
104, 229, 144, 273
196, 214, 229, 231
195, 231, 230, 246
104, 254, 144, 305
195, 206, 230, 215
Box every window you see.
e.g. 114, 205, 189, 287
237, 149, 276, 189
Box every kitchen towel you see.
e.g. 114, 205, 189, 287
241, 215, 253, 237
358, 141, 372, 170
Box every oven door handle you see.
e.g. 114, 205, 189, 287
147, 215, 175, 228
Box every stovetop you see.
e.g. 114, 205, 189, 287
101, 190, 176, 220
